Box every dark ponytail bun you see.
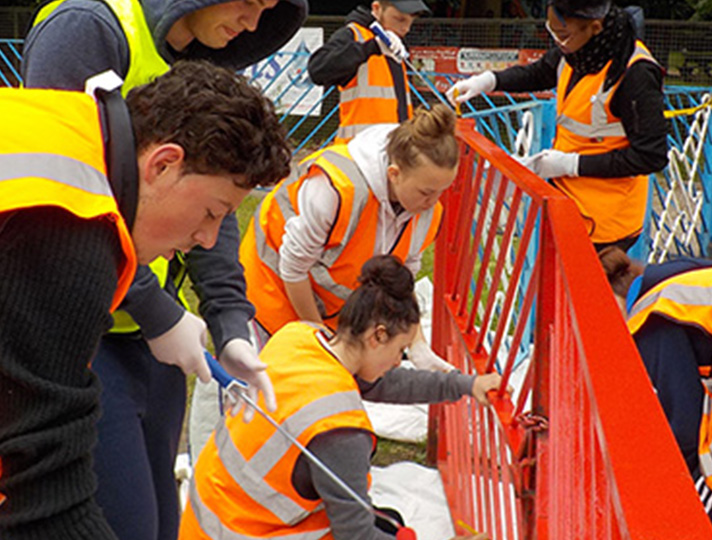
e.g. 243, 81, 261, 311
338, 255, 420, 341
358, 255, 415, 301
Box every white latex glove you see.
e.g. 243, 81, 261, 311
146, 311, 211, 383
375, 29, 408, 62
471, 373, 514, 406
445, 71, 496, 106
521, 149, 580, 179
408, 340, 455, 372
220, 338, 277, 423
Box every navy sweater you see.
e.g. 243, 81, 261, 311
631, 257, 712, 473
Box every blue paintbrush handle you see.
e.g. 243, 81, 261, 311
204, 351, 248, 390
369, 21, 391, 47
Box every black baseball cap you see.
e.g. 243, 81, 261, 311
549, 0, 611, 19
387, 0, 433, 16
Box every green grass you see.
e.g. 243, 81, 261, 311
373, 438, 427, 467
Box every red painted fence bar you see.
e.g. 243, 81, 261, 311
430, 119, 712, 539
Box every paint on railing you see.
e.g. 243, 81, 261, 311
431, 119, 712, 539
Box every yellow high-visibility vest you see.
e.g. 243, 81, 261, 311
180, 321, 375, 539
32, 0, 183, 333
627, 267, 712, 489
0, 87, 137, 311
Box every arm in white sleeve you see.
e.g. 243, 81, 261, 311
279, 174, 340, 283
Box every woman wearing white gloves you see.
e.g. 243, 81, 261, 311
446, 0, 668, 253
240, 105, 460, 372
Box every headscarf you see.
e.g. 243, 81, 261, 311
562, 5, 635, 90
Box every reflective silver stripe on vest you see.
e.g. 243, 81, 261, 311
556, 56, 566, 79
0, 153, 111, 196
341, 84, 397, 102
253, 158, 318, 277
408, 209, 437, 255
628, 282, 712, 320
336, 123, 372, 141
207, 390, 364, 528
249, 390, 364, 475
214, 420, 311, 525
188, 479, 329, 540
556, 43, 655, 140
318, 151, 370, 266
557, 78, 624, 139
557, 114, 625, 138
701, 452, 712, 478
309, 151, 371, 302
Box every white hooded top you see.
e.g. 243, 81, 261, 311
278, 124, 423, 283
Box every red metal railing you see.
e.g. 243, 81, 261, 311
430, 119, 712, 539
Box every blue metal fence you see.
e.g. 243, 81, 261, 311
3, 38, 712, 263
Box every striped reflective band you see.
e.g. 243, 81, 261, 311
318, 151, 369, 266
249, 390, 364, 474
700, 382, 712, 485
557, 57, 566, 78
341, 84, 397, 102
409, 213, 435, 254
0, 153, 110, 196
557, 114, 625, 138
188, 480, 328, 540
557, 75, 624, 139
213, 420, 312, 525
336, 123, 371, 141
628, 282, 712, 319
216, 391, 363, 524
253, 159, 317, 277
189, 390, 364, 537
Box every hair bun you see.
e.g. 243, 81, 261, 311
358, 255, 414, 301
411, 103, 456, 140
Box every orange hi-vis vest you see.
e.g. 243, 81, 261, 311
179, 321, 375, 540
627, 267, 712, 489
552, 40, 661, 244
0, 88, 136, 312
240, 145, 442, 335
335, 22, 413, 144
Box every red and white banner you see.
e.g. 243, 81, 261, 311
409, 46, 546, 93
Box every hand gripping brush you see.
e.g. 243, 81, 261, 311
204, 351, 418, 540
369, 20, 453, 112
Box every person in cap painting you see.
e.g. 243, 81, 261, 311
308, 0, 431, 143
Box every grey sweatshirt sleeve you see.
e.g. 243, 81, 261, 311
115, 266, 184, 339
305, 430, 394, 540
21, 1, 130, 90
187, 213, 254, 352
358, 368, 475, 403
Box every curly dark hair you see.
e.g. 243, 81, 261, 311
125, 60, 291, 188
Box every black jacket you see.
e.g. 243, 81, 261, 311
494, 45, 668, 179
307, 6, 410, 123
0, 93, 135, 539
